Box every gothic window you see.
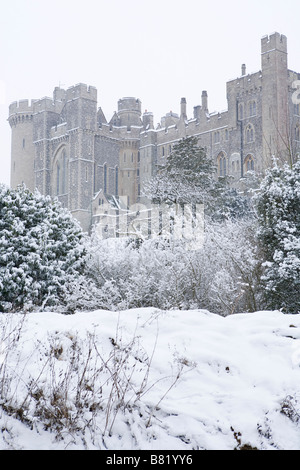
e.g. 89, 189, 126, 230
244, 154, 255, 173
246, 124, 255, 143
54, 147, 68, 196
294, 104, 300, 116
217, 152, 227, 177
295, 125, 300, 141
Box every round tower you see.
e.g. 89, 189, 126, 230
8, 100, 35, 191
117, 97, 142, 128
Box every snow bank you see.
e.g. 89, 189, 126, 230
1, 308, 300, 450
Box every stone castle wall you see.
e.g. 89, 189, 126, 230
8, 33, 300, 232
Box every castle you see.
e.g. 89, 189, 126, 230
9, 32, 300, 233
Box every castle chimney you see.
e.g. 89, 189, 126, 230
242, 64, 246, 76
180, 97, 187, 119
201, 91, 208, 112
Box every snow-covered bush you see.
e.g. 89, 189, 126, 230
86, 235, 191, 311
0, 184, 86, 312
202, 219, 262, 315
255, 160, 300, 313
86, 216, 260, 315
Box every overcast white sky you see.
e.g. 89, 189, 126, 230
0, 0, 299, 186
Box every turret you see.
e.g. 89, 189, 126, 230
8, 100, 35, 191
142, 110, 154, 129
117, 97, 142, 128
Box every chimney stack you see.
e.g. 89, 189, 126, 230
242, 64, 246, 76
180, 97, 187, 119
201, 91, 208, 112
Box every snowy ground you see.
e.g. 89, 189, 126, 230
1, 307, 300, 450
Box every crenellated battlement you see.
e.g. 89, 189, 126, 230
9, 96, 63, 122
261, 32, 287, 54
227, 70, 263, 97
118, 97, 141, 113
9, 99, 35, 116
66, 83, 97, 102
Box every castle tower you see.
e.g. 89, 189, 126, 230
261, 32, 289, 166
116, 98, 143, 207
8, 100, 35, 191
32, 97, 63, 197
117, 97, 142, 128
63, 84, 98, 230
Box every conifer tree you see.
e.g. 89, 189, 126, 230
255, 160, 300, 313
0, 184, 86, 311
145, 136, 251, 220
147, 136, 216, 205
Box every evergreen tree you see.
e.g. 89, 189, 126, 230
145, 136, 251, 221
146, 136, 216, 205
255, 160, 300, 313
0, 184, 86, 311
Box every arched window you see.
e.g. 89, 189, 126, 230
295, 125, 300, 142
217, 152, 227, 177
54, 147, 68, 196
244, 154, 255, 173
230, 153, 240, 177
246, 124, 255, 143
